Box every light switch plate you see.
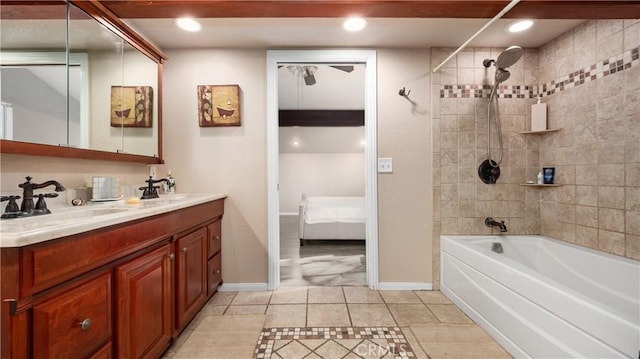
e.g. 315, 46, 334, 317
378, 158, 393, 173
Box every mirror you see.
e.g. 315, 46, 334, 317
0, 3, 68, 146
0, 1, 165, 163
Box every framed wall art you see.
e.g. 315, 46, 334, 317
110, 86, 153, 127
198, 84, 241, 127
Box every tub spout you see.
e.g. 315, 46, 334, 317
485, 217, 507, 232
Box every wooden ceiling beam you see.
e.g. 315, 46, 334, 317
99, 1, 639, 19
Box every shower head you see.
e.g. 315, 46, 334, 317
483, 45, 522, 84
495, 45, 523, 69
495, 68, 511, 83
483, 46, 524, 69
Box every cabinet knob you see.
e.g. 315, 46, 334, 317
215, 269, 220, 274
181, 247, 187, 253
169, 253, 175, 260
79, 318, 91, 330
215, 235, 220, 240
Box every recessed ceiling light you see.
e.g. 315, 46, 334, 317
343, 17, 367, 32
507, 20, 533, 33
176, 17, 202, 32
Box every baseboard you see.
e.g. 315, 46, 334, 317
377, 282, 433, 291
218, 283, 269, 291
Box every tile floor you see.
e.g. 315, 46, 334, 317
162, 287, 512, 359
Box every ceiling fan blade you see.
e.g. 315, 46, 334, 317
329, 65, 354, 73
303, 67, 316, 86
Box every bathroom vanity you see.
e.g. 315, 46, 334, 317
0, 194, 225, 358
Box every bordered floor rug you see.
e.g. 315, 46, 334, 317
254, 326, 416, 358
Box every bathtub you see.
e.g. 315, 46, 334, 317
440, 235, 640, 359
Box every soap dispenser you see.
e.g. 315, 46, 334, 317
531, 97, 547, 132
165, 170, 176, 194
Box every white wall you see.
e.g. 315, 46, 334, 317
161, 47, 433, 286
279, 153, 365, 213
377, 48, 432, 284
162, 48, 268, 284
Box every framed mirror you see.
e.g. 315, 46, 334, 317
0, 0, 166, 163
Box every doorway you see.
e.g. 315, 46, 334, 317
278, 63, 366, 286
266, 49, 379, 290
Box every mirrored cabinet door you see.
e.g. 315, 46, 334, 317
121, 42, 159, 157
0, 0, 166, 163
0, 2, 69, 147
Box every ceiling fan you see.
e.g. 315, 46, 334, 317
281, 64, 355, 86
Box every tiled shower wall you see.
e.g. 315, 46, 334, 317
537, 20, 639, 259
431, 19, 640, 288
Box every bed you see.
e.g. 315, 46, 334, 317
298, 193, 366, 244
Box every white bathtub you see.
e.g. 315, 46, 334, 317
440, 235, 640, 359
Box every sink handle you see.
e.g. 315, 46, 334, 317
1, 195, 21, 214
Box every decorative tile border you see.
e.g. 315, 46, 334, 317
254, 326, 416, 358
440, 45, 639, 99
440, 84, 535, 99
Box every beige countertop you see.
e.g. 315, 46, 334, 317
0, 193, 226, 248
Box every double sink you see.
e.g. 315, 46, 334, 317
0, 193, 225, 247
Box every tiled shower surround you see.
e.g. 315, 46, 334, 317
432, 19, 639, 288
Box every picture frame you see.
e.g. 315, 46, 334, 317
198, 84, 241, 127
110, 86, 153, 127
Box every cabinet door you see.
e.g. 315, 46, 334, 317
32, 272, 112, 359
175, 227, 207, 331
116, 244, 172, 359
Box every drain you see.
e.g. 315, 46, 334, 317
491, 242, 503, 253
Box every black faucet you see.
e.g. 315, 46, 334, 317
485, 217, 507, 232
139, 176, 168, 200
18, 176, 65, 215
1, 177, 65, 219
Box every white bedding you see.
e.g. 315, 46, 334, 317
304, 196, 366, 224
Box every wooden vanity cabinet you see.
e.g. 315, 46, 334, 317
0, 198, 224, 359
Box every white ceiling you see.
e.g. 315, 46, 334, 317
125, 18, 585, 50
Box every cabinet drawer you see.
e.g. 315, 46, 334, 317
207, 220, 221, 258
207, 253, 222, 296
32, 272, 112, 359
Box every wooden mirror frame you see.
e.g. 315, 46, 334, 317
0, 0, 167, 164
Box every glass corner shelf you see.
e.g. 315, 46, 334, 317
519, 183, 562, 187
519, 128, 561, 135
